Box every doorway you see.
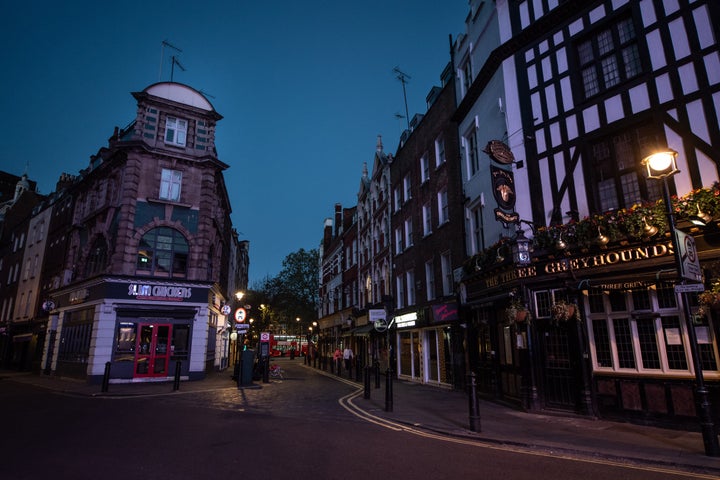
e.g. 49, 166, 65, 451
135, 323, 171, 377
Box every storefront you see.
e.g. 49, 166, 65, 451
394, 302, 464, 388
461, 236, 720, 429
45, 278, 214, 384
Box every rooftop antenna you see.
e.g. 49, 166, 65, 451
159, 40, 182, 81
393, 66, 411, 131
170, 55, 186, 82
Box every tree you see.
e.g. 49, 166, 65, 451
250, 248, 319, 333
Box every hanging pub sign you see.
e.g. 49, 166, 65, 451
484, 140, 515, 164
491, 165, 519, 225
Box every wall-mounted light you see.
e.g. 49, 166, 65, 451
596, 227, 609, 246
689, 205, 713, 227
642, 217, 659, 238
512, 229, 532, 265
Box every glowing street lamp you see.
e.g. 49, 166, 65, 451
642, 149, 719, 457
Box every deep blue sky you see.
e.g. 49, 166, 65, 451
0, 0, 468, 285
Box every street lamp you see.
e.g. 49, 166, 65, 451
642, 149, 720, 457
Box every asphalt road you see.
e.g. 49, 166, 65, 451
0, 362, 710, 480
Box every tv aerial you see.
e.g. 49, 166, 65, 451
393, 66, 411, 131
159, 40, 183, 81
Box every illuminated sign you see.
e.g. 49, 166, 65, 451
395, 312, 417, 329
127, 284, 192, 301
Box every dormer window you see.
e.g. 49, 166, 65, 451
165, 116, 187, 146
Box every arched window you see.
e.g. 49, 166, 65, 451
85, 236, 108, 277
136, 227, 188, 278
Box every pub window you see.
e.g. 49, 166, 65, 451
588, 125, 664, 213
586, 285, 719, 374
576, 17, 642, 99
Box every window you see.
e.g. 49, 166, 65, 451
136, 227, 189, 278
422, 202, 433, 236
435, 136, 446, 166
393, 186, 402, 212
470, 205, 484, 255
406, 270, 416, 306
438, 189, 449, 225
396, 275, 405, 309
588, 125, 663, 212
404, 218, 413, 248
441, 252, 452, 296
85, 236, 108, 277
585, 285, 718, 374
403, 174, 412, 202
464, 129, 480, 177
160, 168, 183, 202
165, 116, 187, 146
420, 155, 430, 183
462, 58, 473, 94
394, 227, 403, 254
577, 17, 641, 98
425, 260, 435, 301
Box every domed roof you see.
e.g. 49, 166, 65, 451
143, 82, 215, 112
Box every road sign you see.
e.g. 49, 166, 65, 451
368, 309, 385, 323
235, 323, 250, 332
234, 307, 247, 323
260, 332, 270, 342
221, 305, 232, 315
675, 230, 702, 282
674, 283, 705, 293
374, 319, 387, 332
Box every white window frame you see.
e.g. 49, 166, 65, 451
406, 270, 416, 306
437, 189, 449, 225
394, 227, 403, 254
165, 116, 188, 146
441, 252, 452, 296
404, 218, 413, 248
403, 174, 412, 202
422, 202, 433, 236
396, 274, 405, 309
420, 154, 430, 183
435, 136, 446, 167
393, 186, 402, 212
160, 168, 183, 202
425, 260, 435, 301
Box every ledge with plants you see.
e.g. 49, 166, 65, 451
463, 183, 720, 276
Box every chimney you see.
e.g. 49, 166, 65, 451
323, 218, 333, 247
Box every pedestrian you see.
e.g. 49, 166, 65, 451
343, 345, 354, 378
333, 347, 342, 375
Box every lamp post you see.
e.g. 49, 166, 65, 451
643, 149, 720, 457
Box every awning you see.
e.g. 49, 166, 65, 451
350, 324, 375, 336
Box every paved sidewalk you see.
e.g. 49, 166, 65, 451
3, 361, 720, 475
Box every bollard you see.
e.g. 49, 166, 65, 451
363, 365, 371, 399
101, 361, 111, 393
467, 372, 481, 432
374, 360, 380, 388
173, 361, 182, 391
385, 368, 393, 412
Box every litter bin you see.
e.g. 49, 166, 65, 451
239, 349, 256, 387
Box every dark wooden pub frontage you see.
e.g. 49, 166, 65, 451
460, 218, 720, 431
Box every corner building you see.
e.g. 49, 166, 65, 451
46, 82, 234, 383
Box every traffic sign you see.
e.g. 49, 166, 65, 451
221, 305, 232, 315
674, 283, 705, 293
236, 323, 250, 332
675, 230, 702, 282
234, 307, 247, 323
374, 319, 387, 332
260, 332, 270, 342
369, 309, 385, 323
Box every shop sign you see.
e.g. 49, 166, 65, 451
481, 242, 674, 290
69, 288, 89, 304
127, 283, 192, 302
395, 312, 417, 329
431, 303, 458, 323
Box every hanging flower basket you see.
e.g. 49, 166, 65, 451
551, 301, 577, 323
505, 300, 531, 324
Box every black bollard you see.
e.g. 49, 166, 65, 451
173, 361, 182, 391
374, 360, 380, 388
467, 372, 481, 432
363, 365, 371, 399
385, 368, 393, 412
101, 361, 111, 393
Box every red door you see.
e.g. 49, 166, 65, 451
135, 324, 171, 377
